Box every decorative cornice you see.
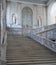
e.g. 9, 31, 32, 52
7, 0, 46, 6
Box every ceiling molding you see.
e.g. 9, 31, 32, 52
7, 0, 47, 6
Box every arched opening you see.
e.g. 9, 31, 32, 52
22, 7, 33, 35
50, 2, 56, 24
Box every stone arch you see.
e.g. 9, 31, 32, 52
21, 6, 33, 13
48, 1, 56, 25
22, 7, 33, 35
50, 2, 56, 24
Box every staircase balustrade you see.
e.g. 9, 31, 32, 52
28, 24, 56, 52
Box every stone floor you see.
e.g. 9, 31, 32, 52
6, 35, 56, 65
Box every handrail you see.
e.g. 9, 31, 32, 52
28, 24, 56, 52
28, 33, 56, 52
36, 28, 56, 34
36, 34, 56, 44
32, 24, 56, 34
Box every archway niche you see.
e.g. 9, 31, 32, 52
37, 16, 42, 27
22, 7, 33, 35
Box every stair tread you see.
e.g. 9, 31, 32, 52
6, 35, 56, 65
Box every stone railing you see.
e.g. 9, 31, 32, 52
32, 24, 56, 34
28, 33, 56, 52
28, 24, 56, 52
31, 24, 56, 40
7, 27, 22, 35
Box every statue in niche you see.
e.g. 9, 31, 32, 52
12, 13, 16, 25
37, 16, 42, 27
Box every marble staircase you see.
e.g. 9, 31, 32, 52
6, 34, 56, 65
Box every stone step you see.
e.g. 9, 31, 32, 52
6, 54, 55, 57
6, 57, 56, 60
7, 63, 56, 65
6, 35, 56, 65
7, 58, 56, 62
6, 59, 56, 62
7, 61, 56, 65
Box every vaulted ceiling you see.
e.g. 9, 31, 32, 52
7, 0, 50, 4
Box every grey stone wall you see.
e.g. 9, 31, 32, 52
0, 5, 1, 63
0, 5, 1, 26
0, 0, 2, 4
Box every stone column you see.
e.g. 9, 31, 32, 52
33, 5, 37, 29
1, 0, 7, 65
0, 5, 1, 40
